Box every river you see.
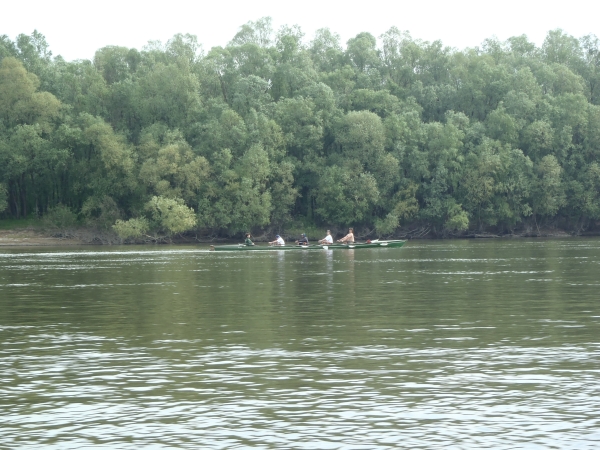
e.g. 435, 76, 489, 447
1, 238, 599, 449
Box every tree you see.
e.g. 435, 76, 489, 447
531, 155, 566, 220
0, 58, 64, 217
138, 131, 210, 205
94, 46, 138, 85
0, 57, 60, 128
314, 164, 379, 225
271, 25, 317, 100
165, 33, 204, 68
134, 63, 202, 130
380, 27, 422, 91
459, 138, 532, 230
346, 32, 380, 73
309, 28, 343, 73
196, 147, 273, 234
0, 35, 18, 61
231, 75, 272, 117
13, 31, 53, 90
4, 23, 600, 237
335, 110, 385, 170
579, 34, 600, 104
230, 17, 274, 48
275, 97, 323, 161
145, 195, 197, 235
56, 113, 138, 215
542, 29, 582, 68
0, 182, 7, 214
521, 120, 554, 161
50, 59, 108, 117
113, 217, 149, 240
0, 124, 69, 217
485, 104, 519, 145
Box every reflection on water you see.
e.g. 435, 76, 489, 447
1, 239, 600, 449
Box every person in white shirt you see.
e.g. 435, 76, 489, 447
318, 230, 333, 244
269, 234, 285, 246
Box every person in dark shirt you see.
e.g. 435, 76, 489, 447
295, 233, 309, 246
245, 233, 255, 246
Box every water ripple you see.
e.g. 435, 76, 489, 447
1, 328, 599, 449
2, 239, 600, 449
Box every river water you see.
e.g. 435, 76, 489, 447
1, 239, 599, 449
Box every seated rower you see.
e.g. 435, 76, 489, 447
295, 233, 309, 246
318, 230, 333, 245
269, 234, 285, 246
245, 233, 255, 246
337, 227, 354, 243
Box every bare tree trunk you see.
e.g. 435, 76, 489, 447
10, 180, 20, 219
21, 174, 27, 218
217, 72, 229, 104
534, 214, 541, 236
31, 173, 38, 217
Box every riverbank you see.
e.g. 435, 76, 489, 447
0, 226, 212, 246
0, 228, 87, 246
0, 225, 594, 247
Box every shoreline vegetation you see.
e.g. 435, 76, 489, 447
2, 20, 600, 244
0, 222, 595, 247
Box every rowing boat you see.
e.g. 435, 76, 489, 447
209, 239, 406, 251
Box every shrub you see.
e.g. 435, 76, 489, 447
145, 196, 197, 235
113, 217, 150, 240
374, 213, 399, 236
81, 195, 122, 230
42, 204, 78, 230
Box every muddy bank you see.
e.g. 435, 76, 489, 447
0, 226, 597, 247
0, 229, 88, 246
0, 228, 206, 246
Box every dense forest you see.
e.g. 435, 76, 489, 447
1, 19, 600, 240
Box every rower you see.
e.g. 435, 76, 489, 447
337, 228, 354, 244
318, 230, 333, 245
245, 233, 255, 246
295, 233, 309, 246
269, 234, 285, 246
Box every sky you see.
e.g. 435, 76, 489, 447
1, 0, 599, 61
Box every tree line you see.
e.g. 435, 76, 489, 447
1, 19, 600, 239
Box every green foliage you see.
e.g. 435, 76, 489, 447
444, 203, 470, 231
0, 57, 60, 128
314, 164, 379, 225
532, 155, 566, 218
112, 217, 149, 240
145, 196, 197, 235
0, 182, 7, 213
3, 25, 600, 237
42, 204, 77, 230
335, 110, 385, 168
81, 195, 121, 230
389, 183, 420, 223
138, 130, 209, 204
374, 213, 399, 236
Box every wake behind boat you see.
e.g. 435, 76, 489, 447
209, 240, 406, 251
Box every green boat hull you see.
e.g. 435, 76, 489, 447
209, 240, 406, 251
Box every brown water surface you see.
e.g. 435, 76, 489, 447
1, 239, 599, 448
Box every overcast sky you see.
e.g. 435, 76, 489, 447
2, 0, 599, 61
